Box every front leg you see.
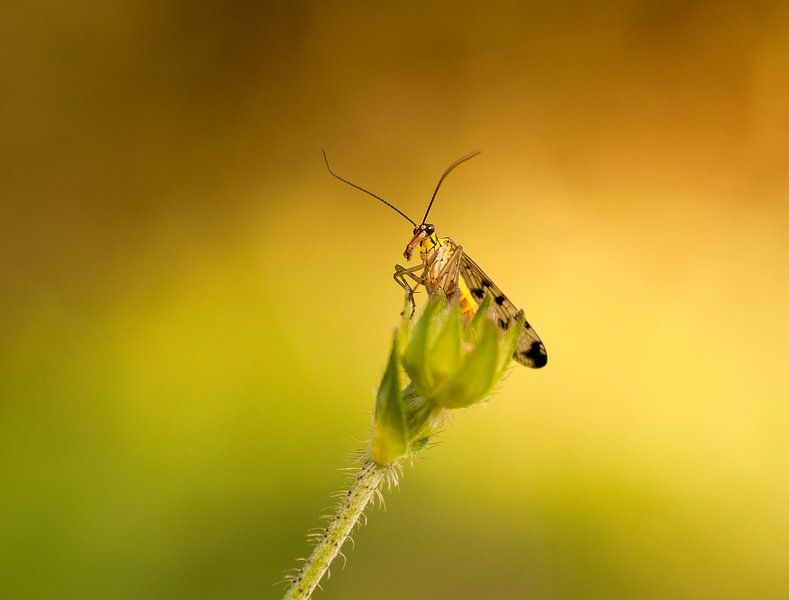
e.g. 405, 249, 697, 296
393, 263, 424, 315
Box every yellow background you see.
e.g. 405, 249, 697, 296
2, 2, 788, 598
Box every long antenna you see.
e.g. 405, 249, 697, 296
421, 149, 482, 225
322, 149, 417, 226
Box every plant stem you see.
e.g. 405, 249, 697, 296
282, 459, 388, 599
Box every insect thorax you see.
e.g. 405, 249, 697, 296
421, 237, 460, 296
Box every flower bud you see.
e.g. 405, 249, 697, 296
369, 292, 525, 465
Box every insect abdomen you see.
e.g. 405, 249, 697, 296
456, 278, 480, 324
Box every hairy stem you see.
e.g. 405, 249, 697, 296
282, 459, 388, 599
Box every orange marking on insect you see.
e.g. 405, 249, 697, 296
457, 278, 479, 324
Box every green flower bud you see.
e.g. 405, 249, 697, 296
369, 292, 525, 466
402, 292, 523, 409
430, 316, 500, 408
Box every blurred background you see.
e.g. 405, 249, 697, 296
2, 1, 788, 598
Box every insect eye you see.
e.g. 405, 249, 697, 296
425, 224, 435, 234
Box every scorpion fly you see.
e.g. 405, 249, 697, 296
322, 149, 547, 368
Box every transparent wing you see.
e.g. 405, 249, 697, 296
459, 253, 547, 368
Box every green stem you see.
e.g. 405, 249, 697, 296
282, 460, 388, 599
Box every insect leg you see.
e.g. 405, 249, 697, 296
393, 263, 424, 315
393, 263, 423, 290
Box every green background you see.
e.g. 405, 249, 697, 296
2, 1, 788, 598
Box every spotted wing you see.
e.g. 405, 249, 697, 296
459, 253, 547, 368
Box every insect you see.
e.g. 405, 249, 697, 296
322, 149, 547, 368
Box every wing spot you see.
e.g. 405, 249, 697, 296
470, 287, 484, 299
498, 318, 510, 330
481, 278, 492, 288
495, 294, 505, 305
521, 341, 547, 368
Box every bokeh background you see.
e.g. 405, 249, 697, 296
2, 1, 788, 598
